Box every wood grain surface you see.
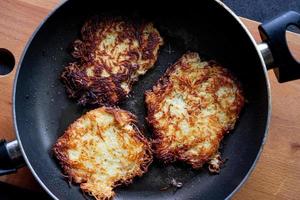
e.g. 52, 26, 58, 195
0, 1, 299, 199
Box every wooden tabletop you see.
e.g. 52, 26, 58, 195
0, 0, 299, 199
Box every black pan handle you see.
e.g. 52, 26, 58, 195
258, 11, 300, 83
0, 140, 24, 175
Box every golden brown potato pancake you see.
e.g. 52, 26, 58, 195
145, 52, 244, 171
53, 107, 152, 199
61, 17, 163, 106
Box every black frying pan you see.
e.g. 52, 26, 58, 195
1, 0, 300, 199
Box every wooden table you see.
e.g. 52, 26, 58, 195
0, 0, 299, 199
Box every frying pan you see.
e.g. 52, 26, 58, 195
1, 0, 300, 199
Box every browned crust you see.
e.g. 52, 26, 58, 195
61, 17, 163, 106
145, 52, 245, 169
53, 107, 153, 199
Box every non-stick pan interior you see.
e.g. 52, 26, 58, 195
14, 1, 270, 199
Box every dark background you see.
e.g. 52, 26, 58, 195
1, 0, 300, 199
224, 0, 300, 22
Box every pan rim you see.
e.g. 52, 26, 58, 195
12, 1, 67, 199
215, 0, 272, 199
12, 1, 272, 199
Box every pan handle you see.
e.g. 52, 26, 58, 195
258, 11, 300, 83
0, 140, 24, 175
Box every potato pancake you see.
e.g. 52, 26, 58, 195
145, 52, 244, 170
61, 17, 163, 106
53, 107, 152, 199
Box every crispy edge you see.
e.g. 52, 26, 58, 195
145, 52, 244, 169
53, 107, 153, 199
61, 17, 163, 106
